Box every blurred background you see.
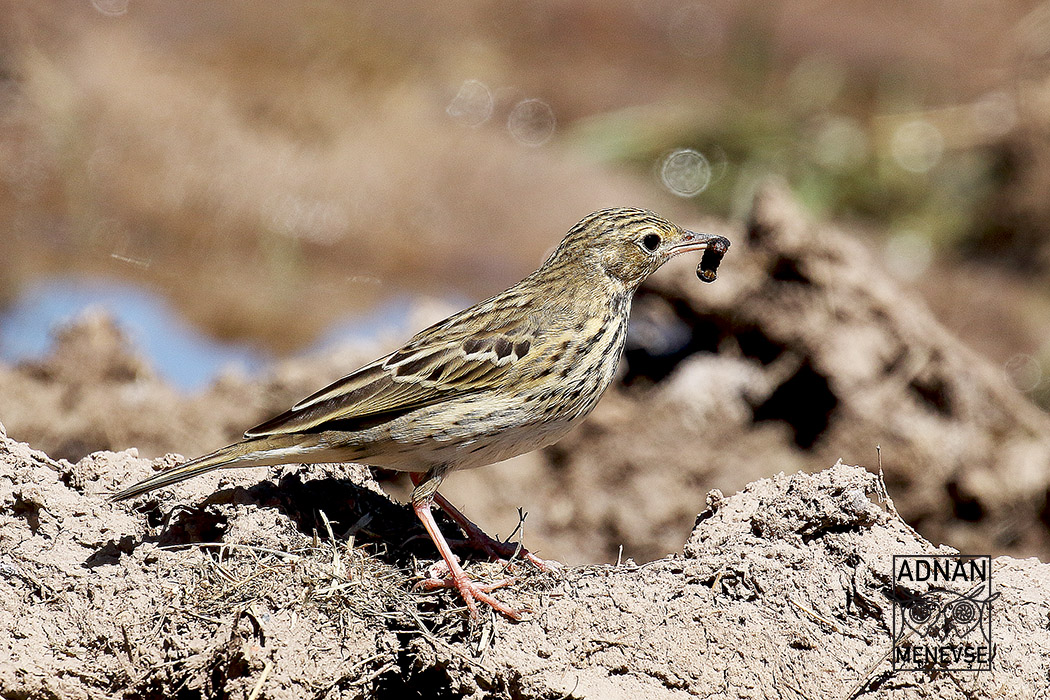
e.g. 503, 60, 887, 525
2, 0, 1049, 561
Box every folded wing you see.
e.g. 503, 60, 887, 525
244, 318, 535, 438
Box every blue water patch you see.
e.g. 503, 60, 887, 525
0, 277, 454, 393
0, 277, 274, 392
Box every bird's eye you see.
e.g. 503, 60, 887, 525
641, 233, 661, 252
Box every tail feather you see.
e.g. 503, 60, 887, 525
109, 436, 314, 502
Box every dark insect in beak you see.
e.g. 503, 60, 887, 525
696, 236, 731, 283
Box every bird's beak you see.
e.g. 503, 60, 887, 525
670, 230, 731, 257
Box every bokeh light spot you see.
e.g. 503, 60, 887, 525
883, 229, 933, 282
891, 120, 944, 173
446, 80, 493, 127
812, 115, 868, 169
91, 0, 128, 16
1004, 354, 1043, 393
507, 99, 556, 146
660, 148, 712, 197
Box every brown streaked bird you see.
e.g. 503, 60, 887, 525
112, 208, 730, 620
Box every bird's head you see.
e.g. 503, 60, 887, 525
546, 208, 727, 290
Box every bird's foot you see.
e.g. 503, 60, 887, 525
414, 570, 526, 621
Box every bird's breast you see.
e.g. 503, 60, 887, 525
355, 300, 632, 473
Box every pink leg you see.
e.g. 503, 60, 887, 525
412, 497, 524, 621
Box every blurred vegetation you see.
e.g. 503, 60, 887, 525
0, 0, 1047, 405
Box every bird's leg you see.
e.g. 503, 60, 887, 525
410, 468, 524, 621
431, 489, 557, 573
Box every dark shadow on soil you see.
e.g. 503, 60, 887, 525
96, 472, 518, 569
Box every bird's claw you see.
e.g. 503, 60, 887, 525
414, 572, 527, 621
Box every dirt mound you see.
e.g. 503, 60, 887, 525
2, 429, 1046, 698
3, 185, 1049, 571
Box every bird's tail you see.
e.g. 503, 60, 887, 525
109, 434, 323, 502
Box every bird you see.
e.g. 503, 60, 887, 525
111, 208, 730, 620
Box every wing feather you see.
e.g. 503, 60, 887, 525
243, 314, 537, 438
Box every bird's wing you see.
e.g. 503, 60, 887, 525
243, 314, 537, 438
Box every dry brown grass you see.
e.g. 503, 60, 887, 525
163, 517, 560, 662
